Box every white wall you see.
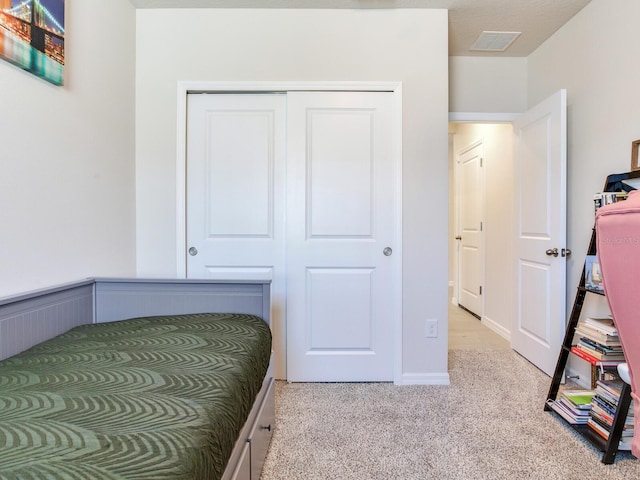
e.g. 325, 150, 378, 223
451, 123, 514, 339
0, 0, 137, 297
135, 8, 450, 381
449, 57, 527, 114
527, 0, 640, 382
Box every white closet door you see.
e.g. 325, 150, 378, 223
186, 93, 287, 378
285, 91, 398, 382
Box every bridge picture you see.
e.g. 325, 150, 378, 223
0, 0, 64, 85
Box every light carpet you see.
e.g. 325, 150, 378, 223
260, 350, 639, 480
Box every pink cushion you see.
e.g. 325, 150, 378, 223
596, 189, 640, 457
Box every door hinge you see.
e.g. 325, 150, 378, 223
480, 222, 483, 232
480, 157, 483, 167
479, 286, 483, 295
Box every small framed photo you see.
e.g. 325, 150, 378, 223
631, 139, 640, 171
585, 255, 604, 292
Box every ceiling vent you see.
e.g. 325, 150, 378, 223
470, 31, 521, 52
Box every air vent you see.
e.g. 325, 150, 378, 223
470, 31, 521, 52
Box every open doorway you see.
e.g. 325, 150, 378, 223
448, 122, 514, 350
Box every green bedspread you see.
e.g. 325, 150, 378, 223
0, 313, 272, 480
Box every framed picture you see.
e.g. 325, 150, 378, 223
585, 255, 604, 292
0, 1, 65, 86
631, 140, 640, 172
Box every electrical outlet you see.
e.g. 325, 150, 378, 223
425, 319, 438, 338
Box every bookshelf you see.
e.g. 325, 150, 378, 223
545, 172, 637, 464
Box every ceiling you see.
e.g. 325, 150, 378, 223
130, 0, 591, 57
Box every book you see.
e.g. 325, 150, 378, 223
594, 192, 629, 213
547, 399, 590, 425
574, 343, 626, 361
595, 380, 635, 415
593, 395, 618, 415
591, 403, 615, 425
597, 379, 627, 399
584, 316, 618, 336
590, 411, 634, 434
578, 338, 623, 355
561, 390, 595, 410
570, 346, 624, 366
575, 323, 620, 346
587, 418, 633, 447
593, 193, 603, 212
588, 412, 634, 436
586, 374, 636, 451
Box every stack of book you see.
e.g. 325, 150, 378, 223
572, 316, 625, 365
588, 379, 635, 450
594, 192, 628, 212
548, 390, 595, 425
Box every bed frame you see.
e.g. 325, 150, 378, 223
0, 278, 274, 480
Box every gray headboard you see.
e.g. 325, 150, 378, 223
0, 278, 271, 361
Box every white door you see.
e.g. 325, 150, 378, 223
457, 140, 484, 318
286, 91, 398, 382
186, 93, 287, 378
512, 89, 567, 376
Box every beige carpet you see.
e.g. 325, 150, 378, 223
260, 350, 639, 480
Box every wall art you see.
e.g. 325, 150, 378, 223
0, 0, 64, 85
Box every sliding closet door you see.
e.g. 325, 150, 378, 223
186, 93, 287, 378
286, 92, 397, 382
187, 90, 399, 382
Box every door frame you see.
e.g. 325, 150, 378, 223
449, 103, 567, 366
176, 81, 404, 382
448, 112, 521, 342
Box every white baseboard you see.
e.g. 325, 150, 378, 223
398, 372, 450, 386
481, 315, 510, 342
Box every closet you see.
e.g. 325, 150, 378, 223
185, 90, 400, 382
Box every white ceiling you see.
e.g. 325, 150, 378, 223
130, 0, 591, 57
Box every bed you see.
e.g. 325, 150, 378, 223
0, 278, 274, 480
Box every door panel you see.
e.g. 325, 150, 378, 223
203, 110, 273, 237
512, 89, 567, 377
457, 141, 483, 317
286, 91, 397, 382
307, 268, 374, 350
307, 111, 373, 237
186, 94, 287, 378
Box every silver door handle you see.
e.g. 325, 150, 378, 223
383, 247, 393, 256
545, 248, 559, 257
188, 247, 198, 256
